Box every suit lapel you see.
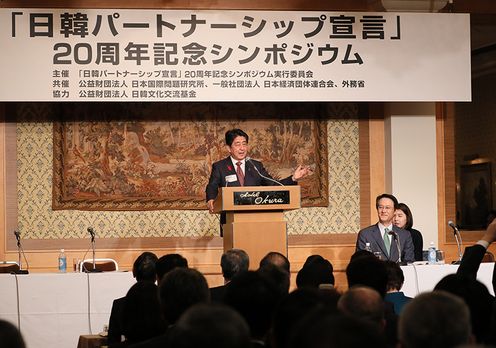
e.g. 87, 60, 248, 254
222, 157, 240, 187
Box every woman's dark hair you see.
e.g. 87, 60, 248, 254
397, 202, 414, 230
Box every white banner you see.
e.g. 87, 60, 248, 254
0, 9, 471, 102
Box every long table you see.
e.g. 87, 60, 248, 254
0, 264, 494, 348
0, 272, 135, 348
400, 263, 495, 297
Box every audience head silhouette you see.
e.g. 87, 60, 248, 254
399, 291, 472, 348
259, 251, 290, 273
0, 319, 26, 348
167, 303, 251, 348
346, 254, 388, 298
159, 267, 210, 326
288, 309, 386, 348
220, 249, 249, 282
296, 254, 335, 289
338, 286, 385, 328
122, 281, 164, 344
156, 253, 189, 283
434, 273, 493, 343
224, 270, 281, 343
133, 251, 158, 282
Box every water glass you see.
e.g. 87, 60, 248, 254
436, 250, 445, 264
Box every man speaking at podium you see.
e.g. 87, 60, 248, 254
206, 128, 311, 214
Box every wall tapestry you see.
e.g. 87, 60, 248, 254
52, 103, 328, 210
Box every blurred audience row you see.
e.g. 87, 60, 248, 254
2, 219, 495, 348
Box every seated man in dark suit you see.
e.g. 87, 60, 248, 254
356, 193, 415, 263
210, 249, 249, 303
205, 128, 311, 215
108, 252, 158, 346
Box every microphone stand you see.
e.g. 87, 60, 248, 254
14, 232, 29, 274
390, 231, 406, 265
452, 229, 463, 265
246, 158, 283, 186
449, 222, 463, 265
85, 229, 101, 273
91, 234, 97, 271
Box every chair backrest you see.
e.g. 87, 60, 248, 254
482, 251, 495, 263
0, 261, 20, 273
80, 258, 118, 272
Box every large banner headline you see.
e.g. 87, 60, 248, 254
0, 9, 470, 102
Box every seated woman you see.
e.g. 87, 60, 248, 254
393, 203, 424, 261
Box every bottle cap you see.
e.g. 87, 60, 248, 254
61, 248, 65, 253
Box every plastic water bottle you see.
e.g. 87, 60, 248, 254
58, 249, 67, 272
365, 242, 373, 253
427, 242, 437, 264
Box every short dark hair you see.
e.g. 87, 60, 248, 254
133, 252, 158, 282
346, 256, 388, 298
123, 281, 164, 343
221, 249, 249, 281
156, 253, 188, 282
169, 303, 251, 348
396, 203, 414, 230
384, 260, 405, 291
159, 268, 210, 325
0, 319, 26, 348
399, 291, 471, 348
375, 193, 398, 210
225, 129, 249, 146
337, 286, 385, 325
296, 255, 335, 289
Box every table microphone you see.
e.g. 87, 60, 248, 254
448, 220, 463, 264
87, 227, 95, 243
12, 230, 29, 274
388, 230, 405, 265
246, 157, 283, 186
85, 227, 101, 272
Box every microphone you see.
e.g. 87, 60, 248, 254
448, 220, 463, 264
13, 229, 29, 274
246, 157, 283, 186
388, 230, 403, 264
85, 227, 100, 272
448, 220, 458, 233
87, 227, 95, 242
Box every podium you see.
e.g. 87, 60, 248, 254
213, 186, 301, 269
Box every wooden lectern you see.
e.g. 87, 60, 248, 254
213, 186, 301, 269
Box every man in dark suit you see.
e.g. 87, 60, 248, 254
205, 128, 312, 223
210, 248, 249, 303
356, 193, 415, 263
108, 252, 158, 346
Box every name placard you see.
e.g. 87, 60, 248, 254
233, 190, 290, 205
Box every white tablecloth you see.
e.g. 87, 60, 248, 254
401, 263, 495, 297
0, 272, 135, 348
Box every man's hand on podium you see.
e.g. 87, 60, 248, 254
207, 199, 215, 214
292, 165, 313, 181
